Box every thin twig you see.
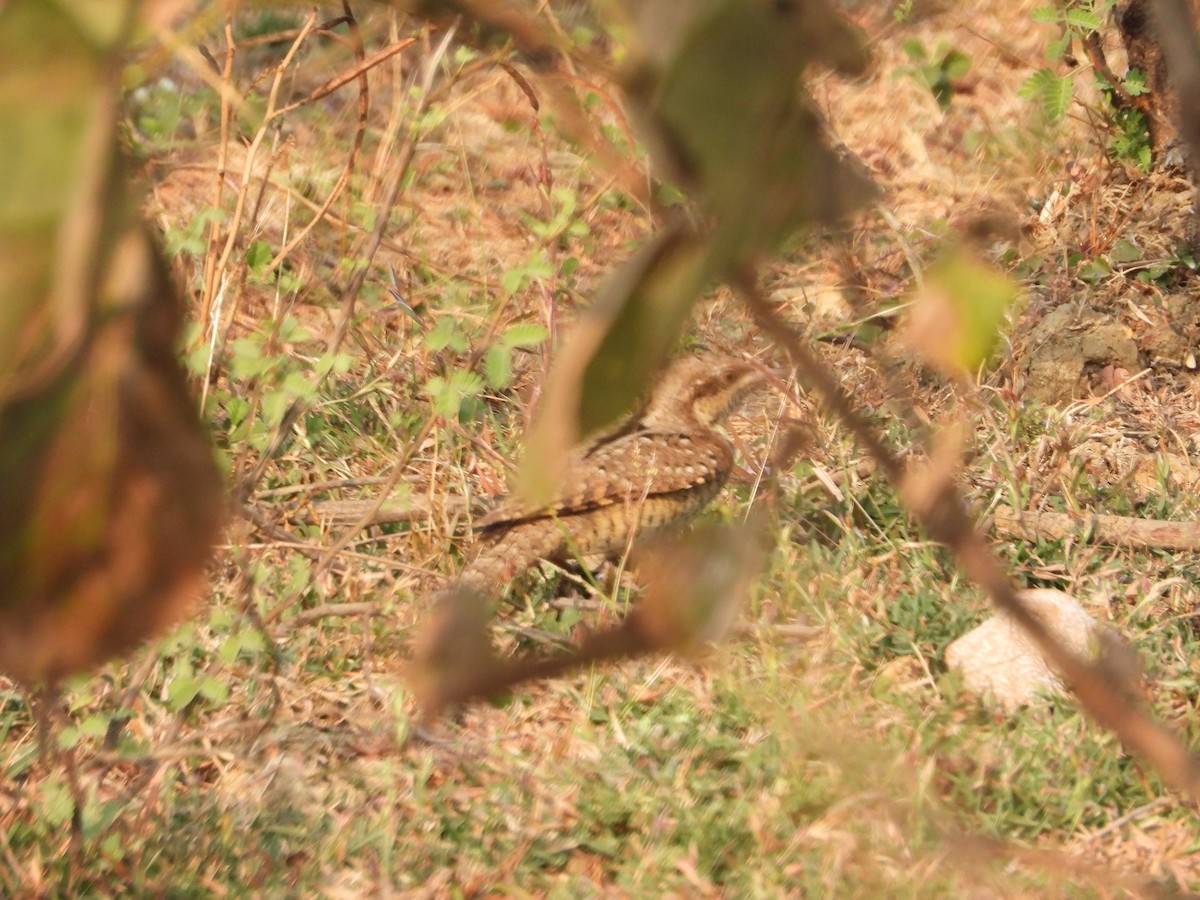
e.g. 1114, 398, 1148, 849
215, 14, 318, 290
334, 21, 458, 354
254, 475, 394, 498
416, 607, 660, 719
1079, 796, 1175, 843
261, 16, 395, 276
289, 602, 383, 626
198, 13, 238, 333
271, 36, 414, 120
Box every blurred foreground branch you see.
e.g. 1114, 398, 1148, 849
0, 0, 224, 684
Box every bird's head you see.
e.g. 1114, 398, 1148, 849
643, 354, 765, 429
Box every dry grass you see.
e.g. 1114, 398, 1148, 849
4, 1, 1200, 895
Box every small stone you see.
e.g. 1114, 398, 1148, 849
945, 589, 1101, 713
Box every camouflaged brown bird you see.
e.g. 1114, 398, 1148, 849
452, 354, 765, 599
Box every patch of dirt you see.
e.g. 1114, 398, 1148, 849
1022, 305, 1138, 403
1015, 162, 1200, 405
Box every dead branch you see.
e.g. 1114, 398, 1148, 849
993, 505, 1200, 551
304, 495, 474, 526
289, 602, 383, 626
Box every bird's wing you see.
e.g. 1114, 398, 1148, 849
474, 430, 733, 533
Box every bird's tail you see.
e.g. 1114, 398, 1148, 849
440, 520, 569, 603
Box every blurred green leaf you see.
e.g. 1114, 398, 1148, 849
0, 0, 224, 683
423, 316, 468, 352
500, 322, 549, 348
633, 0, 876, 267
514, 229, 712, 505
1019, 68, 1074, 121
246, 240, 272, 273
1078, 257, 1112, 283
1064, 8, 1103, 30
167, 675, 202, 712
578, 230, 712, 435
1124, 68, 1149, 97
199, 676, 229, 705
905, 249, 1022, 378
424, 370, 485, 419
40, 777, 75, 827
484, 344, 511, 389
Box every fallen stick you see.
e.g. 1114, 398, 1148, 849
992, 505, 1200, 551
303, 495, 476, 526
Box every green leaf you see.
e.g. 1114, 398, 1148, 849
261, 388, 291, 427
500, 322, 549, 348
1108, 238, 1141, 264
905, 249, 1022, 378
1137, 261, 1172, 283
40, 778, 75, 828
578, 230, 713, 435
228, 337, 274, 379
424, 370, 484, 419
1077, 257, 1111, 283
901, 38, 928, 61
199, 676, 229, 705
637, 0, 876, 267
484, 345, 511, 389
79, 714, 109, 738
1064, 9, 1103, 31
941, 49, 972, 80
1124, 68, 1149, 96
1019, 68, 1073, 121
1045, 34, 1071, 62
225, 395, 249, 429
1031, 6, 1061, 23
245, 240, 272, 275
166, 675, 202, 712
501, 266, 525, 296
527, 251, 557, 280
240, 628, 267, 654
277, 315, 311, 343
1046, 71, 1074, 120
281, 370, 316, 404
218, 633, 241, 665
446, 369, 484, 397
423, 317, 466, 353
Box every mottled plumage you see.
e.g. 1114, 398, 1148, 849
453, 354, 763, 598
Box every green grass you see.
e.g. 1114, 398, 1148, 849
7, 3, 1200, 896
